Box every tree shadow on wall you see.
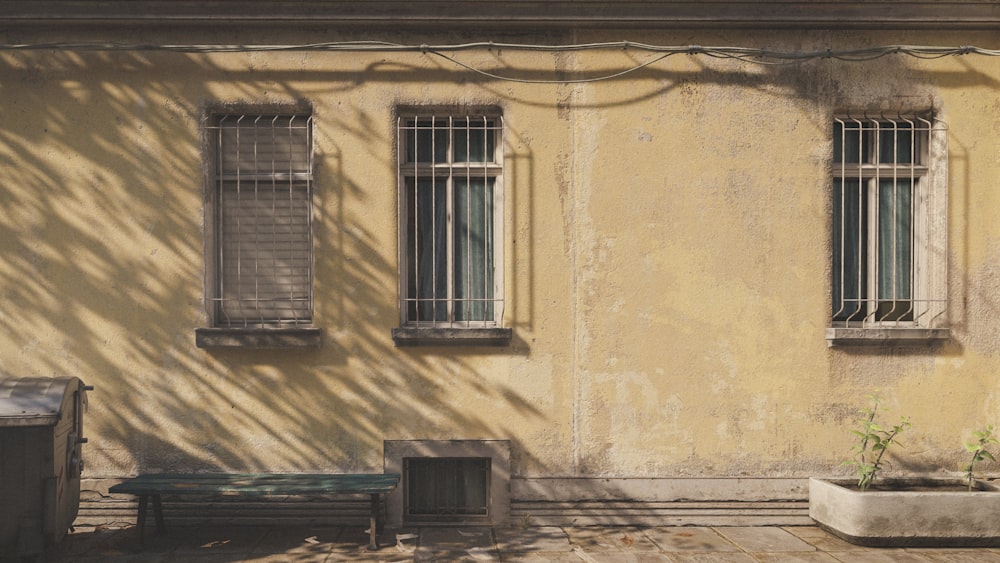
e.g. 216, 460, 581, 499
0, 41, 986, 512
0, 49, 549, 483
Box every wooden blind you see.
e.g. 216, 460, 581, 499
213, 114, 313, 327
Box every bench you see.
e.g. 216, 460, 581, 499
108, 473, 400, 550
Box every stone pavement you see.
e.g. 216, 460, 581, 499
30, 524, 1000, 562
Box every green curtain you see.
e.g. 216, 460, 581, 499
832, 179, 866, 321
454, 178, 495, 322
832, 179, 913, 322
832, 120, 914, 323
408, 177, 449, 322
876, 179, 913, 320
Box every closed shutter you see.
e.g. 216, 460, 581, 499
213, 114, 313, 327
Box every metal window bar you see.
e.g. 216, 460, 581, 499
832, 113, 945, 328
210, 113, 313, 327
399, 113, 503, 328
404, 457, 491, 519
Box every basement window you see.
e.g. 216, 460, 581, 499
404, 457, 491, 522
384, 440, 510, 527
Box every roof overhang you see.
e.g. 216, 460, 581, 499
4, 1, 1000, 31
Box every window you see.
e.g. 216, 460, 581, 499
196, 112, 320, 348
384, 439, 511, 527
828, 113, 949, 344
404, 457, 491, 521
393, 111, 511, 346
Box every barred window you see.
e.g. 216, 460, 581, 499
404, 457, 491, 522
397, 112, 504, 329
207, 113, 313, 328
830, 113, 948, 341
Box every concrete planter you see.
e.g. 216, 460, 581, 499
809, 477, 1000, 547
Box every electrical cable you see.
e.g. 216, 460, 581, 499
427, 50, 678, 84
1, 41, 998, 84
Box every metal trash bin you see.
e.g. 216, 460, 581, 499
0, 377, 91, 558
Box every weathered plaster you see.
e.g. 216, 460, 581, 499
0, 25, 998, 496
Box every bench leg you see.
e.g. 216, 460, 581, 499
152, 494, 166, 535
368, 493, 379, 551
134, 494, 165, 547
136, 495, 148, 547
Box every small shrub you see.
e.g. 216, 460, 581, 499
844, 394, 910, 491
962, 425, 998, 491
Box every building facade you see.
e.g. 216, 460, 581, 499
2, 1, 1000, 526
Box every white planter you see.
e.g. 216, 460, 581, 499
809, 477, 1000, 547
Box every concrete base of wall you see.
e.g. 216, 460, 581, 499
75, 477, 811, 529
510, 499, 811, 527
511, 477, 810, 527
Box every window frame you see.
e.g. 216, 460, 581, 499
392, 109, 511, 347
827, 112, 949, 346
196, 107, 321, 349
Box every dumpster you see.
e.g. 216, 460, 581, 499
0, 377, 90, 558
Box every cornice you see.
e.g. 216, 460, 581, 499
3, 2, 1000, 30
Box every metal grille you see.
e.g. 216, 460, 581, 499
404, 457, 491, 520
209, 114, 313, 327
832, 113, 947, 327
398, 113, 504, 327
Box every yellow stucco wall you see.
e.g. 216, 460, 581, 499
1, 26, 999, 483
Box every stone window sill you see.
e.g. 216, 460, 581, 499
195, 327, 322, 349
391, 327, 512, 347
825, 327, 950, 347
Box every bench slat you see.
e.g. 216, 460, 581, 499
109, 472, 398, 551
109, 473, 400, 496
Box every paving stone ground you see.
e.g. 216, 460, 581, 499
14, 524, 1000, 562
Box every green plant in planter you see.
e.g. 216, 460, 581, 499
844, 394, 911, 491
962, 425, 998, 491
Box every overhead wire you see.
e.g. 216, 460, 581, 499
1, 41, 998, 83
426, 50, 678, 84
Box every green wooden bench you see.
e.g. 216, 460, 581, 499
108, 473, 400, 550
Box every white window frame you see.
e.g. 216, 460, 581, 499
827, 112, 949, 345
393, 110, 509, 345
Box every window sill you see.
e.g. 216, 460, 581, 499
391, 327, 512, 347
195, 327, 322, 349
825, 327, 950, 347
